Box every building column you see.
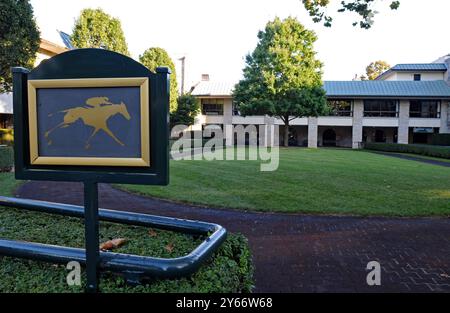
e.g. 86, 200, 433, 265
352, 100, 363, 149
440, 101, 450, 134
223, 98, 233, 146
260, 115, 276, 147
224, 124, 233, 146
308, 117, 318, 148
398, 100, 409, 144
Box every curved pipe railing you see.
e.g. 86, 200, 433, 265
0, 196, 227, 279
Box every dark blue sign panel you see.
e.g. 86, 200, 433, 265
12, 48, 169, 185
37, 87, 141, 158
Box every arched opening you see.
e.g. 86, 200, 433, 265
323, 129, 336, 147
375, 130, 386, 143
288, 126, 298, 146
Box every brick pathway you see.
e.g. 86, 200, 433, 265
371, 151, 450, 167
16, 181, 450, 293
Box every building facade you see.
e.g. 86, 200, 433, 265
0, 38, 68, 129
190, 62, 450, 148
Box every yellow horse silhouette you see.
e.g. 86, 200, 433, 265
45, 97, 131, 149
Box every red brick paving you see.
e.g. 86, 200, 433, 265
16, 181, 450, 293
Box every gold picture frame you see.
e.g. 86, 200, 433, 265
27, 77, 150, 167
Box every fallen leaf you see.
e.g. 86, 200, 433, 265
100, 238, 127, 251
165, 242, 174, 253
100, 241, 114, 251
148, 229, 158, 237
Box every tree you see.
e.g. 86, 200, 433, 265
233, 17, 328, 147
170, 94, 200, 128
302, 0, 400, 29
0, 0, 40, 92
139, 47, 178, 112
359, 74, 368, 81
365, 60, 391, 80
72, 8, 129, 56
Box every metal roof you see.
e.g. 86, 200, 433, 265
191, 81, 235, 96
190, 80, 450, 99
375, 63, 448, 80
324, 80, 450, 98
391, 63, 447, 71
58, 30, 75, 50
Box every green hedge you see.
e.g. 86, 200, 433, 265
364, 142, 450, 159
169, 138, 212, 149
0, 146, 13, 171
0, 129, 13, 146
431, 133, 450, 146
0, 172, 254, 292
170, 130, 223, 148
0, 230, 254, 293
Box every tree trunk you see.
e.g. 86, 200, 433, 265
284, 120, 289, 147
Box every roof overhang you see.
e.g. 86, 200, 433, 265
194, 94, 233, 98
327, 96, 450, 100
38, 39, 68, 57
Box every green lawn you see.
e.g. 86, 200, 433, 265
121, 148, 450, 217
0, 173, 253, 292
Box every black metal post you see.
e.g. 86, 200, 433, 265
84, 181, 100, 293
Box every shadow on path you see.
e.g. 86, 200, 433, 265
369, 151, 450, 167
15, 181, 450, 293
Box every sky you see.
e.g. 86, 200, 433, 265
31, 0, 450, 89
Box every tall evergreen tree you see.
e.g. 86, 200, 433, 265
0, 0, 40, 92
140, 47, 178, 112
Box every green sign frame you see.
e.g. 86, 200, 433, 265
12, 48, 169, 185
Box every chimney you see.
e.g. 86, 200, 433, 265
201, 74, 210, 81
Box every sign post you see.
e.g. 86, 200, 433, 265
84, 181, 100, 293
0, 48, 227, 292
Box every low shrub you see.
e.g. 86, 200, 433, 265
0, 172, 254, 293
169, 138, 213, 150
431, 133, 450, 146
0, 146, 13, 172
170, 128, 229, 151
364, 142, 450, 159
0, 129, 14, 146
0, 229, 254, 293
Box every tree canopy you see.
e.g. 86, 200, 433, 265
365, 60, 391, 80
170, 94, 200, 128
72, 8, 129, 56
302, 0, 400, 29
139, 47, 179, 112
0, 0, 40, 92
233, 17, 328, 147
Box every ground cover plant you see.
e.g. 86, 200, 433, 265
0, 173, 253, 292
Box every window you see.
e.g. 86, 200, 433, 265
201, 99, 224, 115
414, 74, 421, 81
375, 129, 386, 143
410, 100, 440, 118
364, 100, 398, 117
327, 100, 353, 116
232, 102, 240, 116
